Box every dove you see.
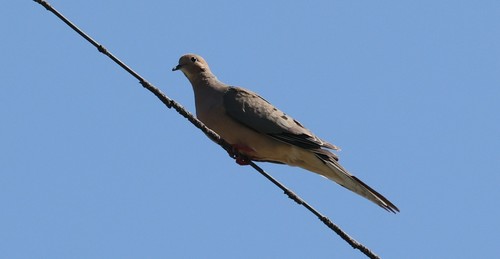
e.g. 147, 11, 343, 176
173, 54, 399, 213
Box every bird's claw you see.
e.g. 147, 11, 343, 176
228, 144, 253, 166
235, 156, 251, 165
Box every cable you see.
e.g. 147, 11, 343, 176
33, 1, 381, 258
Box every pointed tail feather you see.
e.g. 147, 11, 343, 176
317, 154, 400, 213
350, 175, 400, 213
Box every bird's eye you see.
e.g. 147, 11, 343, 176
190, 57, 198, 63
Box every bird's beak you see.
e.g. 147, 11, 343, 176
172, 64, 182, 71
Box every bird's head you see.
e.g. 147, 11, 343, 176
172, 54, 212, 80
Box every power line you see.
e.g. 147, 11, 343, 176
33, 1, 381, 258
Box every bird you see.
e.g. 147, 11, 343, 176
172, 53, 399, 213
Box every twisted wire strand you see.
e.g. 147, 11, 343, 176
33, 1, 381, 258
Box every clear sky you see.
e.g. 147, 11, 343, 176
1, 1, 499, 258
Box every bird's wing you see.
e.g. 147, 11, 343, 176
223, 87, 338, 151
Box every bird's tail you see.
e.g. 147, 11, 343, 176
316, 154, 400, 213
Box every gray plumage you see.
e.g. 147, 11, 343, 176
173, 54, 399, 213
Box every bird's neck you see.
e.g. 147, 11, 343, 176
189, 72, 226, 92
187, 70, 213, 83
190, 75, 228, 121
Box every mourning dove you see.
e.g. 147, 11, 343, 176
173, 54, 399, 213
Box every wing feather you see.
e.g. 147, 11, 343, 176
223, 87, 338, 151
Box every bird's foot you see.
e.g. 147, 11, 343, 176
235, 156, 251, 165
228, 144, 254, 166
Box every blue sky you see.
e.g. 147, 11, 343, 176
1, 1, 499, 258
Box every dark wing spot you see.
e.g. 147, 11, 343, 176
293, 119, 305, 127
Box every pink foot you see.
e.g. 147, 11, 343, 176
229, 144, 255, 166
235, 156, 251, 165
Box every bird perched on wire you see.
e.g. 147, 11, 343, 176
173, 54, 399, 213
